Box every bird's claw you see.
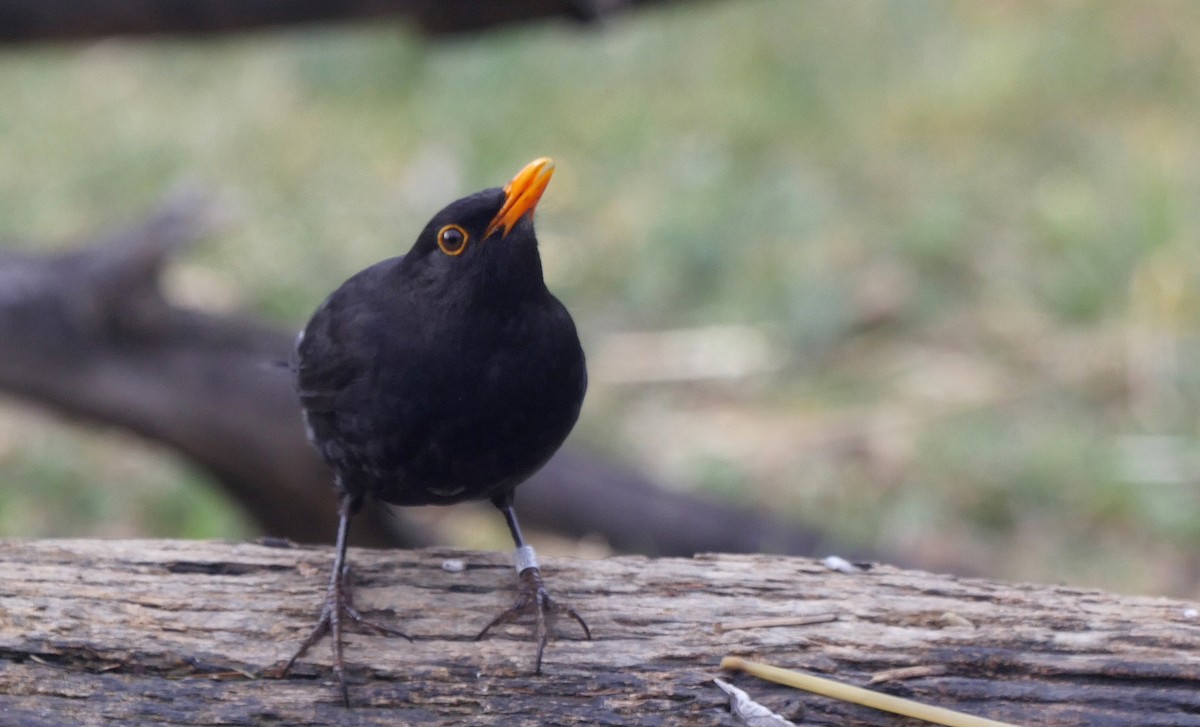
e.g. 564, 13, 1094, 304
476, 566, 590, 674
274, 568, 410, 706
342, 600, 411, 639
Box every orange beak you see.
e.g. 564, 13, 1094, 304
483, 157, 555, 240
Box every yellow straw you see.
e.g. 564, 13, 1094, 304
721, 657, 1021, 727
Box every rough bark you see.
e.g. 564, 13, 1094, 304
0, 0, 711, 44
0, 190, 836, 558
0, 538, 1197, 726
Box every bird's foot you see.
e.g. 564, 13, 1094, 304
274, 568, 410, 706
476, 563, 590, 674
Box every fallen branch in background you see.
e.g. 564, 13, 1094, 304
0, 0, 720, 44
0, 188, 839, 557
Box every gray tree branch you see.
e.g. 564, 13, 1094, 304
0, 190, 837, 557
0, 0, 713, 44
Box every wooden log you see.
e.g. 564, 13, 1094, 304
0, 539, 1197, 725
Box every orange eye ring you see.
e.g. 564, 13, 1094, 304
437, 224, 469, 256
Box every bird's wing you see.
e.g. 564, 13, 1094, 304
294, 261, 401, 415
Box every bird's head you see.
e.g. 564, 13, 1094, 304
403, 158, 556, 300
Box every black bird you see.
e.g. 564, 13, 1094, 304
281, 158, 590, 704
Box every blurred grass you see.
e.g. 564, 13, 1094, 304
0, 2, 1198, 596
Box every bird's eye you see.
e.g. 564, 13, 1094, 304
437, 224, 469, 256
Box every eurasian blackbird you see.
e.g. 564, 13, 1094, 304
281, 157, 590, 705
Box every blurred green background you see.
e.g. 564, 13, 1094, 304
0, 1, 1198, 597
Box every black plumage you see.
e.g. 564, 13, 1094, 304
280, 158, 589, 705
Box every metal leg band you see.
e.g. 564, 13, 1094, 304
513, 544, 539, 573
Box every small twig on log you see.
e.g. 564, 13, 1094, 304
722, 657, 1019, 727
715, 614, 839, 634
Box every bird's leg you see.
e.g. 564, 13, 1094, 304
476, 494, 591, 674
277, 493, 409, 706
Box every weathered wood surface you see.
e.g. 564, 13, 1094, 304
0, 539, 1198, 726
